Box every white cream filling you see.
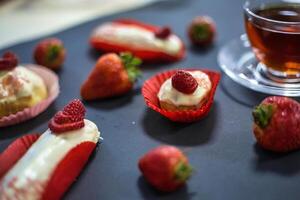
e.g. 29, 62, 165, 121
158, 71, 212, 106
92, 22, 182, 56
0, 66, 46, 103
0, 119, 100, 199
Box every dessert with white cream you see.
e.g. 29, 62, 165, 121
90, 19, 185, 62
158, 70, 211, 111
0, 52, 47, 118
0, 100, 101, 200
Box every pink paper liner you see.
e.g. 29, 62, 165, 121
0, 64, 59, 127
142, 68, 221, 123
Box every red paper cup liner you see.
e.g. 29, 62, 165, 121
0, 65, 59, 127
142, 68, 221, 123
0, 134, 40, 179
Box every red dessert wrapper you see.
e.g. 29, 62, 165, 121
0, 134, 40, 179
0, 65, 59, 127
142, 68, 221, 122
0, 134, 96, 200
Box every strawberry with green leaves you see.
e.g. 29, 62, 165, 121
188, 16, 216, 47
253, 96, 300, 152
138, 145, 192, 192
81, 52, 142, 100
34, 38, 66, 70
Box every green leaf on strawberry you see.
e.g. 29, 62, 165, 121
47, 45, 63, 63
174, 160, 193, 182
252, 104, 274, 128
192, 24, 210, 41
120, 52, 142, 83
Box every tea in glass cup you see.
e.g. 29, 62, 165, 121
244, 0, 300, 80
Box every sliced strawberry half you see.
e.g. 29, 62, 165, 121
49, 99, 86, 134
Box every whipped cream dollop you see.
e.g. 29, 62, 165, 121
0, 66, 47, 103
0, 119, 100, 200
158, 71, 212, 106
92, 22, 182, 55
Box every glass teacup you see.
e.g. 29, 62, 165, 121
244, 0, 300, 82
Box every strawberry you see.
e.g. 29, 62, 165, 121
0, 51, 19, 70
81, 52, 142, 100
252, 96, 300, 152
63, 99, 86, 116
154, 26, 172, 39
49, 99, 85, 134
33, 38, 66, 70
187, 16, 216, 47
171, 70, 198, 94
138, 145, 192, 192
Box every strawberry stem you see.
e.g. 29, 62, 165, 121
174, 160, 192, 182
252, 104, 274, 128
119, 52, 142, 83
192, 24, 210, 40
47, 45, 62, 63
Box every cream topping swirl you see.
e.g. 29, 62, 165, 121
158, 71, 212, 106
92, 22, 182, 55
0, 119, 100, 200
0, 66, 46, 103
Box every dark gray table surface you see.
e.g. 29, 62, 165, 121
1, 0, 300, 199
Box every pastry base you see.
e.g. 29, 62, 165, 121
159, 97, 208, 111
0, 89, 47, 118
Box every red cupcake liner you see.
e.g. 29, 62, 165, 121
142, 68, 221, 122
0, 64, 59, 127
0, 134, 41, 179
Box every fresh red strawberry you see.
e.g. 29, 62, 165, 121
0, 51, 19, 70
188, 16, 216, 46
49, 99, 85, 134
34, 38, 66, 70
138, 145, 192, 192
171, 70, 198, 94
155, 26, 172, 39
253, 96, 300, 152
63, 99, 86, 116
53, 111, 83, 124
81, 52, 142, 100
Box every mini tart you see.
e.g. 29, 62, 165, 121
0, 66, 47, 118
158, 71, 212, 111
90, 19, 185, 62
0, 100, 101, 200
142, 69, 220, 122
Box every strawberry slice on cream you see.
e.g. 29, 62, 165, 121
0, 100, 101, 200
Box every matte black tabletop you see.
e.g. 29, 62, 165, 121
1, 0, 300, 199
